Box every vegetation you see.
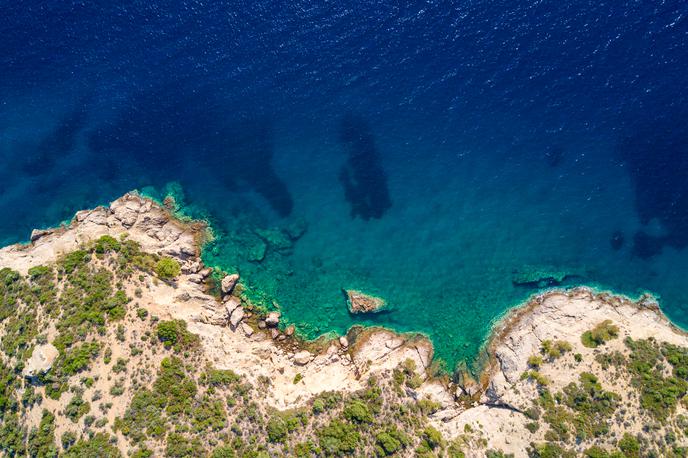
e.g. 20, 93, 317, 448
581, 320, 619, 348
155, 257, 181, 280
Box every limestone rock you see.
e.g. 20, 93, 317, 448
285, 325, 295, 336
240, 322, 254, 337
225, 297, 241, 317
30, 228, 54, 243
345, 290, 385, 314
23, 344, 59, 378
221, 274, 239, 294
265, 311, 280, 327
229, 306, 245, 328
293, 350, 312, 366
339, 336, 349, 348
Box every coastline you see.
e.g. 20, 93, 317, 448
7, 189, 686, 385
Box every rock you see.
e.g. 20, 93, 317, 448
229, 306, 245, 328
277, 335, 287, 341
225, 297, 241, 317
30, 228, 53, 243
175, 292, 191, 302
265, 311, 281, 327
345, 290, 385, 314
23, 344, 59, 378
240, 322, 254, 337
293, 350, 312, 366
258, 320, 267, 329
270, 329, 280, 339
221, 274, 239, 294
199, 268, 212, 278
186, 274, 203, 284
339, 336, 349, 348
285, 325, 295, 336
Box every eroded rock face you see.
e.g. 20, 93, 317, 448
23, 343, 59, 378
345, 290, 385, 314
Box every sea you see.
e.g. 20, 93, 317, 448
1, 1, 687, 371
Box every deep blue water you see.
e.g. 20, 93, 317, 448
1, 1, 687, 369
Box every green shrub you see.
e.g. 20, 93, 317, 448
528, 355, 544, 369
61, 250, 89, 274
164, 433, 204, 458
267, 415, 289, 443
343, 400, 373, 424
94, 235, 121, 254
156, 320, 199, 351
65, 395, 90, 422
617, 433, 639, 457
541, 340, 572, 359
155, 257, 181, 280
318, 420, 360, 455
375, 427, 410, 455
210, 446, 236, 458
581, 320, 619, 348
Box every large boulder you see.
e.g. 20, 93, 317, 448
23, 344, 59, 378
345, 290, 385, 314
293, 350, 312, 366
221, 274, 239, 294
229, 306, 245, 328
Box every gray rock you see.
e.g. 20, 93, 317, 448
221, 274, 239, 294
258, 320, 267, 329
23, 344, 59, 378
285, 325, 295, 336
339, 336, 349, 348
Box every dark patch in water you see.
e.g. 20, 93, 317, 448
544, 145, 565, 168
22, 99, 89, 177
338, 114, 392, 220
87, 86, 293, 217
610, 230, 624, 251
619, 112, 688, 259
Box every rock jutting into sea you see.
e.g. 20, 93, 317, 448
1, 192, 687, 456
345, 289, 386, 314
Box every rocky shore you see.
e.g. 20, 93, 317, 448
3, 192, 688, 457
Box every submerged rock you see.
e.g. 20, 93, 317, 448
345, 289, 385, 314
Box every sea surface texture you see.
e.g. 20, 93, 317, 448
1, 1, 687, 370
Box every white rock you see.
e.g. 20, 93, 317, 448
229, 306, 245, 328
221, 274, 239, 294
23, 344, 59, 378
225, 297, 241, 316
240, 322, 254, 337
339, 336, 349, 348
293, 350, 312, 366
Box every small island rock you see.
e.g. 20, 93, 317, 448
345, 289, 385, 314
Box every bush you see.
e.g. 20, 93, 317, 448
618, 433, 639, 458
267, 415, 289, 443
156, 320, 198, 351
94, 235, 121, 254
318, 420, 360, 455
376, 427, 410, 455
528, 355, 543, 369
541, 340, 572, 359
343, 400, 373, 424
155, 257, 181, 280
581, 320, 619, 348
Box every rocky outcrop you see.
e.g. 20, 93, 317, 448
23, 343, 59, 378
345, 289, 385, 314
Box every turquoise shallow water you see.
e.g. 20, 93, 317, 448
1, 1, 688, 371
